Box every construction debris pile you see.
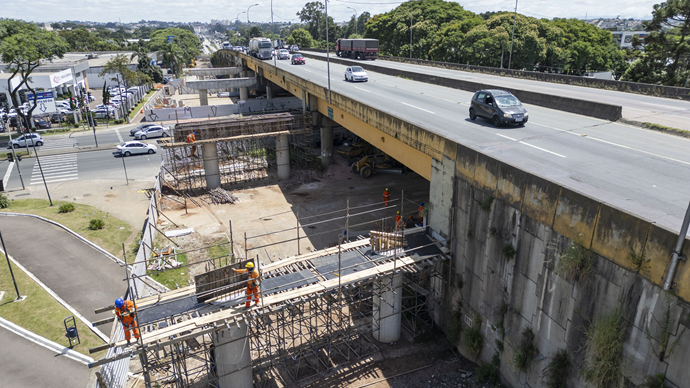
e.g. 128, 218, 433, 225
147, 246, 183, 271
207, 187, 239, 204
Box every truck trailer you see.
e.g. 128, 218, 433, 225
249, 37, 273, 60
335, 39, 379, 60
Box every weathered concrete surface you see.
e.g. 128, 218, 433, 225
186, 77, 258, 90
185, 67, 243, 76
444, 149, 690, 388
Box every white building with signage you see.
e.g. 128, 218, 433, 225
611, 30, 648, 49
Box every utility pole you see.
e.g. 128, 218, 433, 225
348, 7, 358, 35
0, 231, 24, 301
508, 0, 518, 70
325, 0, 331, 103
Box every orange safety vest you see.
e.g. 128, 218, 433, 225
115, 300, 136, 326
186, 133, 196, 142
235, 268, 260, 287
383, 190, 390, 201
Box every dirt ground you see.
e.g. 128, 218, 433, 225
136, 153, 502, 387
157, 153, 431, 273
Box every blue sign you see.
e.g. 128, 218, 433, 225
27, 91, 57, 114
167, 35, 174, 44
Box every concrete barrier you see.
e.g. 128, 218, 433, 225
591, 203, 653, 268
520, 174, 562, 227
552, 187, 602, 248
495, 163, 529, 210
300, 52, 623, 121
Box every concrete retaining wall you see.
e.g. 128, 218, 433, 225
299, 52, 622, 121
144, 97, 303, 122
441, 142, 690, 388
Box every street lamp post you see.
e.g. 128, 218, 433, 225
508, 0, 518, 70
325, 0, 331, 103
247, 3, 259, 45
348, 7, 358, 36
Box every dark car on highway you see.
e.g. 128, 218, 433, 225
469, 89, 528, 127
291, 54, 305, 65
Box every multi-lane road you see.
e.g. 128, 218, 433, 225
266, 55, 690, 233
306, 52, 690, 131
1, 126, 162, 190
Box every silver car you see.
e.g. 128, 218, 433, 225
116, 141, 157, 156
130, 123, 158, 136
344, 66, 368, 82
8, 133, 43, 148
134, 125, 170, 140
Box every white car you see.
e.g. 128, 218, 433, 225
134, 125, 170, 140
278, 49, 290, 60
289, 45, 299, 51
8, 133, 43, 148
116, 141, 157, 156
130, 123, 157, 136
345, 66, 368, 82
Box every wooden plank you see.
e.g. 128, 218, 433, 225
92, 317, 115, 327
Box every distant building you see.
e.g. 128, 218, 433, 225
611, 30, 648, 49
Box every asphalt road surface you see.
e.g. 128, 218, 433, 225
306, 52, 690, 131
0, 326, 90, 388
270, 55, 690, 233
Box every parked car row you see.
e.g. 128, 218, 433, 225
129, 123, 170, 139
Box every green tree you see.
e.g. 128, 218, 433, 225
99, 54, 146, 122
550, 18, 625, 74
131, 47, 163, 83
627, 0, 690, 85
429, 18, 484, 62
148, 28, 201, 66
297, 1, 325, 41
0, 19, 68, 129
286, 28, 315, 48
162, 44, 185, 78
365, 0, 481, 59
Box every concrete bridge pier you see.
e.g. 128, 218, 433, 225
320, 117, 334, 166
202, 142, 221, 189
276, 133, 290, 179
240, 87, 248, 101
199, 89, 209, 106
372, 272, 403, 343
212, 323, 252, 388
266, 84, 273, 100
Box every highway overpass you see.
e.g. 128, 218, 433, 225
231, 52, 690, 236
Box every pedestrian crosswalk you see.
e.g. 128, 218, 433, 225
31, 154, 78, 185
39, 137, 76, 151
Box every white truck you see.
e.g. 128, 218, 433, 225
249, 37, 273, 60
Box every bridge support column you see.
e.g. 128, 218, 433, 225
276, 133, 290, 179
302, 90, 307, 113
202, 142, 221, 189
320, 118, 333, 166
266, 84, 273, 100
373, 272, 402, 343
199, 89, 209, 106
239, 87, 248, 101
212, 324, 252, 388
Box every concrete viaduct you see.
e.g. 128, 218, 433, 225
214, 51, 690, 388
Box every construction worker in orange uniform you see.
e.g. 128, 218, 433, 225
395, 211, 403, 231
234, 262, 260, 307
186, 131, 197, 157
114, 298, 140, 344
383, 188, 391, 207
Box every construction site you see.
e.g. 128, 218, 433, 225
87, 110, 467, 388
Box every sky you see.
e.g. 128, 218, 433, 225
2, 0, 660, 24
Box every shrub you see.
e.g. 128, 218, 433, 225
628, 246, 650, 272
447, 307, 463, 344
58, 202, 75, 213
502, 243, 517, 260
512, 328, 538, 374
542, 349, 570, 388
557, 242, 595, 284
582, 306, 625, 388
463, 313, 484, 360
114, 119, 125, 124
477, 352, 501, 385
89, 219, 105, 230
0, 193, 10, 209
479, 196, 494, 212
639, 373, 669, 388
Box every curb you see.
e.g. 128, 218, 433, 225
617, 118, 690, 139
0, 316, 95, 365
0, 245, 110, 343
0, 213, 169, 292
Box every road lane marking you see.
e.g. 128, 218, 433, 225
115, 128, 123, 143
529, 121, 690, 165
401, 102, 434, 114
3, 161, 14, 185
496, 133, 517, 141
354, 87, 370, 93
519, 141, 566, 158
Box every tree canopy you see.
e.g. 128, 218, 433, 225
148, 28, 201, 65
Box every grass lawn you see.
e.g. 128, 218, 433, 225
129, 90, 157, 120
0, 253, 106, 358
0, 199, 137, 260
207, 239, 234, 266
148, 252, 189, 289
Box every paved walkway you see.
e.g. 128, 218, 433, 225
0, 216, 128, 334
0, 325, 90, 388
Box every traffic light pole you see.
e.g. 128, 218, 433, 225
0, 230, 23, 301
